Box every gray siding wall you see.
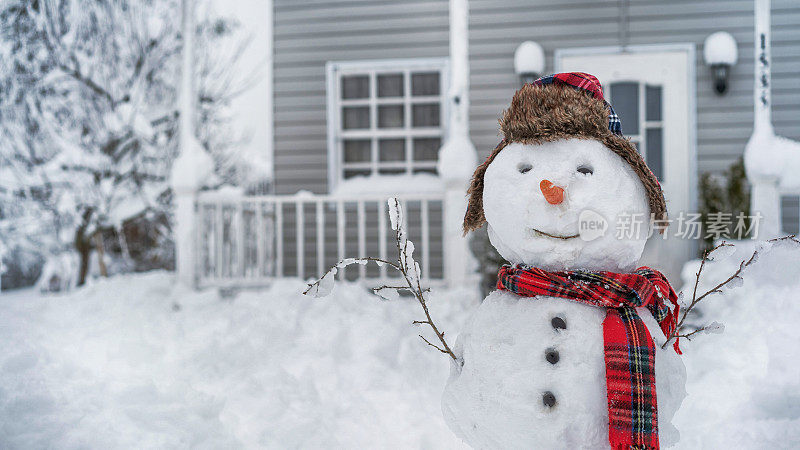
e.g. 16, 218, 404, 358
275, 0, 800, 192
273, 0, 450, 195
272, 0, 800, 276
469, 0, 800, 176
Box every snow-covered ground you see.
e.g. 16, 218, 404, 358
1, 239, 799, 449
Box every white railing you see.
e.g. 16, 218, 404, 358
194, 192, 448, 289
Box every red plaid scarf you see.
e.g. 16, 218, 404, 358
496, 265, 681, 450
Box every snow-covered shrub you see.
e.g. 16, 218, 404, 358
467, 226, 507, 298
699, 157, 751, 254
36, 253, 79, 294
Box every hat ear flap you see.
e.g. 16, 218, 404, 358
462, 140, 508, 235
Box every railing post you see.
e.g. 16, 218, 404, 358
174, 187, 200, 287
442, 181, 475, 288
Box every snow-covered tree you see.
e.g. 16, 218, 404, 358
0, 0, 259, 287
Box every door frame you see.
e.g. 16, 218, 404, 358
554, 44, 698, 214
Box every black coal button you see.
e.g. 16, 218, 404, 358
542, 391, 556, 407
551, 316, 567, 330
546, 348, 559, 364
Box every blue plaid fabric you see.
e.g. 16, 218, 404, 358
606, 106, 622, 136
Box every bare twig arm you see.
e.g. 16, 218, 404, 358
387, 198, 457, 361
662, 235, 799, 349
419, 335, 450, 354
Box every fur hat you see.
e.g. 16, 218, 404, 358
463, 72, 667, 234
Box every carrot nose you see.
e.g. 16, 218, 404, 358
540, 179, 565, 205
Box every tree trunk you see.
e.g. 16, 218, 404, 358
75, 209, 94, 286
94, 231, 108, 277
76, 230, 91, 286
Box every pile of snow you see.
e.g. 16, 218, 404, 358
170, 137, 215, 192
513, 41, 546, 76
1, 239, 799, 448
333, 173, 444, 196
437, 134, 478, 182
673, 238, 800, 447
0, 273, 476, 448
744, 127, 800, 189
703, 31, 738, 65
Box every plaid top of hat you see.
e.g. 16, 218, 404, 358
530, 72, 622, 136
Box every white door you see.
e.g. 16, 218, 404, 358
556, 48, 696, 281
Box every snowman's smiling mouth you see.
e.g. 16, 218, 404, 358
529, 227, 580, 240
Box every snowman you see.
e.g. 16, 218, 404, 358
442, 73, 686, 449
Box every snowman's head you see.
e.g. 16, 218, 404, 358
480, 139, 649, 271
463, 76, 666, 272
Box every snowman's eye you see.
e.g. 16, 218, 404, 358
517, 162, 532, 174
577, 165, 593, 175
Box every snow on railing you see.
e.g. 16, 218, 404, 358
193, 191, 446, 289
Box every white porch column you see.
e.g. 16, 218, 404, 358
172, 0, 214, 287
751, 176, 781, 238
745, 0, 781, 238
438, 0, 478, 288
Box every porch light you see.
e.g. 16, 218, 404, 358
703, 31, 738, 95
514, 41, 545, 86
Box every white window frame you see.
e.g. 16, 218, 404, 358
603, 81, 665, 180
554, 44, 697, 213
325, 58, 450, 193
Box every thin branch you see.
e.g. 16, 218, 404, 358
303, 198, 458, 361
386, 198, 457, 361
56, 63, 116, 106
419, 335, 449, 354
670, 327, 707, 342
302, 256, 398, 295
662, 235, 799, 349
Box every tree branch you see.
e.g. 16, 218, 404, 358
419, 335, 449, 354
304, 198, 458, 362
663, 235, 799, 349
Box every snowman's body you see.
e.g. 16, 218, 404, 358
442, 137, 687, 449
442, 291, 686, 449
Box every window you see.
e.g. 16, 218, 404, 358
781, 195, 799, 234
327, 59, 449, 190
607, 82, 664, 181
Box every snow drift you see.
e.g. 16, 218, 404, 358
1, 239, 799, 448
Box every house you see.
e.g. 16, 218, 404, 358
185, 0, 800, 289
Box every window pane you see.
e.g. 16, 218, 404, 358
342, 106, 369, 129
609, 82, 639, 135
378, 73, 404, 97
344, 168, 371, 179
343, 140, 371, 163
412, 104, 439, 127
341, 75, 369, 99
646, 85, 662, 121
378, 104, 404, 128
379, 139, 405, 162
413, 138, 440, 161
413, 167, 437, 175
645, 128, 663, 180
412, 72, 439, 96
781, 195, 800, 234
378, 168, 405, 175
